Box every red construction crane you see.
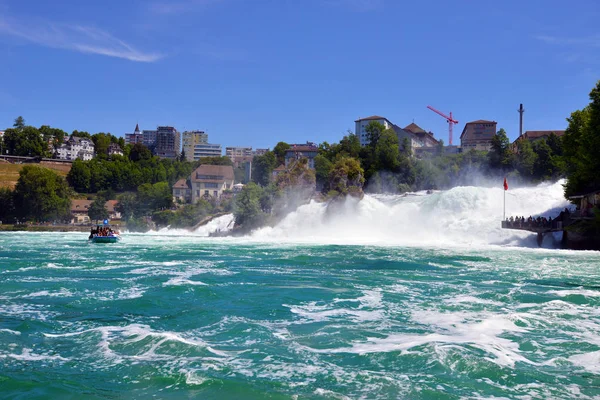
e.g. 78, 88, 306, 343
427, 105, 458, 145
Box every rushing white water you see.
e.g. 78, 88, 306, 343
147, 214, 235, 237
252, 180, 571, 247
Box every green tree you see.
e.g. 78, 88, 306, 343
337, 132, 361, 159
314, 154, 333, 191
252, 151, 277, 186
67, 159, 92, 192
488, 128, 514, 171
532, 140, 554, 180
129, 143, 153, 162
92, 133, 113, 159
137, 182, 173, 213
233, 182, 265, 227
71, 130, 92, 139
2, 126, 49, 157
374, 130, 401, 171
13, 116, 25, 129
365, 121, 386, 149
273, 142, 291, 166
116, 192, 138, 220
563, 81, 600, 197
88, 198, 109, 223
514, 139, 537, 178
0, 187, 15, 223
13, 166, 71, 222
546, 132, 563, 156
328, 156, 365, 196
39, 125, 67, 149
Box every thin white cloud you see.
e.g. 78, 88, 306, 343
149, 0, 221, 15
0, 16, 162, 62
535, 34, 600, 48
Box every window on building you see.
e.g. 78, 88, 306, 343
204, 190, 209, 196
213, 191, 218, 197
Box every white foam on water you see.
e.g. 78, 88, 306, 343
143, 214, 235, 237
44, 324, 231, 361
568, 350, 600, 374
1, 348, 69, 362
547, 288, 600, 298
303, 309, 534, 368
163, 278, 208, 287
0, 304, 57, 321
0, 329, 21, 335
444, 295, 504, 307
313, 388, 352, 400
194, 214, 235, 236
21, 288, 74, 298
248, 180, 571, 248
181, 369, 209, 385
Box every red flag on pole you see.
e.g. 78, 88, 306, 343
503, 177, 508, 191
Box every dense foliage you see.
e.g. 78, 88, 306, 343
563, 80, 600, 198
312, 121, 567, 195
67, 155, 195, 193
11, 166, 71, 222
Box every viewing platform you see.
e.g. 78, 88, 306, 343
501, 216, 570, 246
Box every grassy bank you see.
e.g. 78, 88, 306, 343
0, 162, 71, 189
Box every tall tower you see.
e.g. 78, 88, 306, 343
518, 104, 525, 137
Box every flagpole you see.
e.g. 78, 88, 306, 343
503, 177, 506, 221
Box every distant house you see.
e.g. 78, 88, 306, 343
71, 200, 93, 224
107, 143, 123, 157
518, 130, 565, 143
105, 200, 122, 220
56, 136, 95, 161
172, 179, 192, 203
284, 143, 319, 169
460, 120, 498, 152
177, 165, 235, 203
403, 123, 439, 147
70, 199, 120, 224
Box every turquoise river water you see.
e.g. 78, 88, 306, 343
1, 183, 600, 399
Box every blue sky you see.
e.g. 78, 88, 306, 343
0, 0, 598, 149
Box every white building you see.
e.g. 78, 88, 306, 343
226, 146, 252, 159
55, 136, 95, 161
226, 146, 253, 165
173, 165, 234, 203
192, 143, 222, 160
182, 130, 209, 161
355, 115, 441, 156
355, 115, 395, 146
253, 148, 269, 156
